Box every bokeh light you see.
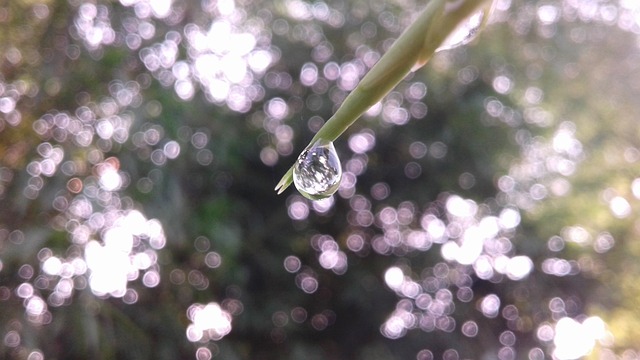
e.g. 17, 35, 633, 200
186, 302, 233, 342
552, 316, 611, 360
1, 0, 640, 358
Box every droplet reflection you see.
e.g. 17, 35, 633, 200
293, 139, 342, 200
437, 10, 485, 52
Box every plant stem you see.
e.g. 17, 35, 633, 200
276, 0, 493, 194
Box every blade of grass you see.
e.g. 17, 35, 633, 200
276, 0, 493, 194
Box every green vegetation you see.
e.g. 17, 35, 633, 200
1, 0, 640, 359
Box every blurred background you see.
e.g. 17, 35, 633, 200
1, 0, 640, 359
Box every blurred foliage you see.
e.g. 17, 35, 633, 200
1, 0, 640, 359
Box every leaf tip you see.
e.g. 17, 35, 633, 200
275, 166, 294, 195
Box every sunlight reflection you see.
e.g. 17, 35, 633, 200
498, 122, 583, 210
504, 255, 533, 280
461, 320, 478, 337
317, 237, 348, 274
283, 255, 301, 273
85, 240, 130, 297
480, 294, 500, 318
195, 347, 213, 360
287, 195, 309, 220
64, 206, 165, 299
73, 3, 116, 52
384, 266, 404, 290
186, 302, 233, 342
552, 316, 611, 359
296, 271, 319, 294
609, 196, 631, 218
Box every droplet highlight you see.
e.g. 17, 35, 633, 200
293, 139, 342, 200
436, 10, 485, 52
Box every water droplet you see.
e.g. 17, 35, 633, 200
436, 10, 485, 52
293, 139, 342, 200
